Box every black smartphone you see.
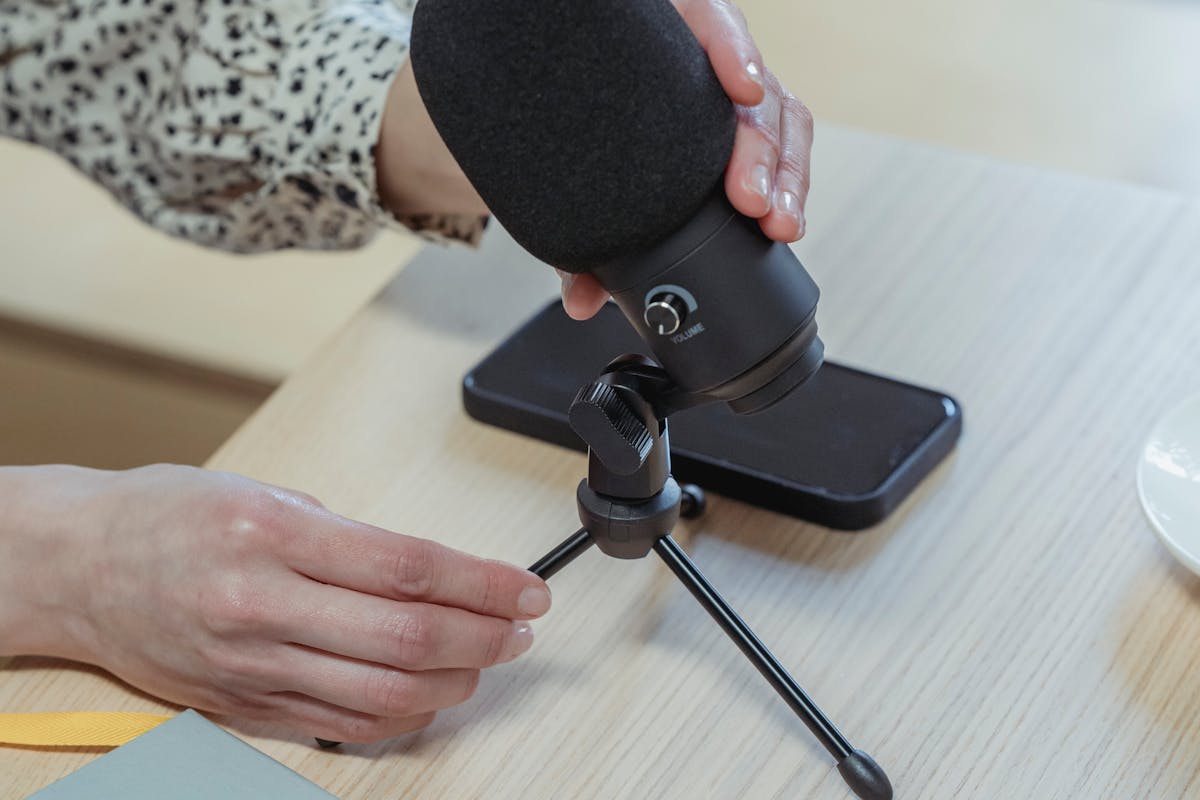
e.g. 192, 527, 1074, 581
463, 301, 962, 529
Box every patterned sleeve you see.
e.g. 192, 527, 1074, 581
0, 0, 486, 252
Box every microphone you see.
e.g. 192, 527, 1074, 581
410, 0, 824, 414
409, 12, 893, 799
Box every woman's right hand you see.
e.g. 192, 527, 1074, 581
558, 0, 814, 321
0, 464, 551, 743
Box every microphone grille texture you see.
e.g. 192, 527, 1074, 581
411, 0, 737, 272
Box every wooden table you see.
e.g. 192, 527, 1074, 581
4, 124, 1200, 798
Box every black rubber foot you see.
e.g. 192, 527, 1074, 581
837, 749, 892, 800
315, 738, 342, 748
679, 484, 707, 519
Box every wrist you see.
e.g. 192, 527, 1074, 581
376, 61, 489, 219
0, 465, 112, 661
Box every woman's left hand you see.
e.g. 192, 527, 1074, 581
559, 0, 814, 320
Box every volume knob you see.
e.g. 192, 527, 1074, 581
644, 292, 688, 336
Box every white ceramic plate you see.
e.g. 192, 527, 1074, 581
1138, 394, 1200, 576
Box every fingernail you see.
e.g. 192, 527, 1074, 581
518, 585, 552, 617
746, 61, 763, 87
559, 273, 575, 303
797, 211, 807, 238
506, 621, 535, 660
778, 190, 798, 218
748, 164, 771, 202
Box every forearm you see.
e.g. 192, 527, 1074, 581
0, 0, 485, 253
377, 63, 488, 222
0, 465, 105, 661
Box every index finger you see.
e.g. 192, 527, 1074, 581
283, 511, 552, 620
673, 0, 765, 107
558, 270, 610, 320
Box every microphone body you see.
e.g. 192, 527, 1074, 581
596, 191, 822, 413
412, 0, 822, 413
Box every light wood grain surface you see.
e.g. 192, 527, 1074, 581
4, 124, 1200, 798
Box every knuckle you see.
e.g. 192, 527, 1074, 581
389, 610, 435, 667
753, 123, 782, 154
782, 171, 811, 198
777, 158, 810, 191
332, 714, 389, 744
481, 622, 509, 667
762, 69, 784, 97
214, 488, 297, 552
784, 93, 814, 130
388, 541, 437, 598
790, 164, 812, 193
476, 562, 503, 612
741, 109, 782, 150
198, 575, 268, 637
366, 671, 418, 717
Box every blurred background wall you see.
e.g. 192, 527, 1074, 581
2, 0, 1197, 468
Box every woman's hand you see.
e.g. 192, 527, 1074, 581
0, 464, 550, 743
559, 0, 814, 320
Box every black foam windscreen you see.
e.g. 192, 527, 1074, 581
411, 0, 737, 273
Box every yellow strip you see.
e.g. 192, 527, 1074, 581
0, 712, 171, 747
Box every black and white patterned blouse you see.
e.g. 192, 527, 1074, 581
0, 0, 484, 252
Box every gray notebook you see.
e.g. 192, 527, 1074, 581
30, 710, 337, 799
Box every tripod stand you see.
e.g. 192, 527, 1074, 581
527, 355, 892, 800
320, 356, 892, 800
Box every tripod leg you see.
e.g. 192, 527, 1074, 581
529, 528, 594, 580
652, 535, 892, 800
